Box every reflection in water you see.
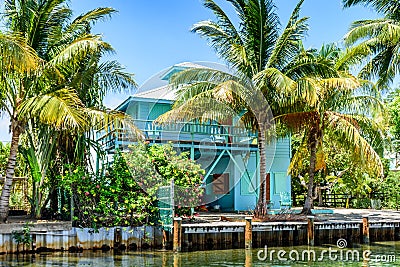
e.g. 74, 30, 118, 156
0, 242, 398, 266
245, 249, 252, 267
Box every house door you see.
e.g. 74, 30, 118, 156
213, 173, 234, 211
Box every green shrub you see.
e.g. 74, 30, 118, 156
61, 141, 205, 227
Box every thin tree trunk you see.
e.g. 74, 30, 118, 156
0, 122, 22, 222
255, 129, 268, 217
301, 129, 317, 215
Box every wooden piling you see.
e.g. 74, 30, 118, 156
173, 253, 181, 267
362, 216, 370, 244
173, 217, 182, 252
162, 229, 168, 250
245, 216, 252, 249
307, 216, 315, 246
245, 248, 252, 267
114, 227, 121, 248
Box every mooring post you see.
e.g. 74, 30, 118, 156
173, 217, 182, 252
162, 229, 168, 250
245, 216, 253, 249
245, 248, 252, 267
307, 216, 315, 246
173, 253, 181, 267
362, 216, 370, 244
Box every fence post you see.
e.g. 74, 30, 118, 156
162, 229, 168, 250
334, 194, 336, 207
173, 217, 182, 252
307, 216, 315, 246
362, 216, 370, 244
245, 216, 253, 249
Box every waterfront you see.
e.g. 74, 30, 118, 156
0, 241, 398, 266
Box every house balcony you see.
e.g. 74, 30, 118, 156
97, 119, 258, 154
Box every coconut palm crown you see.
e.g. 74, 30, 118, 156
343, 0, 400, 89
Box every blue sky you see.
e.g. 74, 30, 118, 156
0, 0, 378, 141
70, 0, 377, 84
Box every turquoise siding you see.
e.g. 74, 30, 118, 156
268, 138, 291, 209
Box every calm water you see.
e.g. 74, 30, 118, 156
0, 242, 399, 266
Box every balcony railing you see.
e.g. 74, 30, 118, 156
97, 119, 257, 151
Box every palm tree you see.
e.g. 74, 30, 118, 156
278, 44, 385, 214
342, 0, 400, 89
0, 0, 137, 221
155, 0, 340, 215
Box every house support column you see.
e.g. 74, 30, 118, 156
173, 217, 182, 252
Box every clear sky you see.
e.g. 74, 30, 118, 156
0, 0, 378, 141
68, 0, 378, 108
70, 0, 377, 83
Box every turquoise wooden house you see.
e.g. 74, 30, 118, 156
98, 62, 292, 212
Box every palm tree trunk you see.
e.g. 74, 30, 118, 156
301, 129, 317, 215
0, 122, 22, 222
255, 129, 268, 217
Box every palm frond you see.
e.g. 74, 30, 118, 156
275, 111, 319, 132
0, 33, 39, 74
19, 88, 86, 130
243, 0, 280, 73
191, 20, 250, 72
155, 95, 237, 125
342, 0, 400, 15
48, 34, 113, 66
95, 60, 137, 92
85, 108, 144, 139
253, 67, 296, 95
345, 19, 395, 45
267, 0, 309, 69
68, 7, 117, 34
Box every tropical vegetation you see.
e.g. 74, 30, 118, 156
343, 0, 400, 89
0, 0, 136, 222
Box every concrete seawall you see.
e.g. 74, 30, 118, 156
180, 220, 400, 251
0, 222, 163, 253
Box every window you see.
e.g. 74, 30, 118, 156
274, 172, 287, 195
213, 173, 230, 195
241, 171, 256, 195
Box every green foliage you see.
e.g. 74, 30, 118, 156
0, 143, 10, 177
124, 142, 205, 216
388, 88, 400, 152
61, 156, 156, 228
377, 171, 400, 209
61, 142, 205, 228
343, 0, 400, 88
0, 142, 24, 177
0, 0, 137, 221
12, 222, 33, 252
291, 132, 385, 204
351, 198, 371, 209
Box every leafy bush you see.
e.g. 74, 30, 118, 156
61, 141, 205, 227
12, 222, 33, 252
377, 171, 400, 209
61, 154, 157, 228
351, 198, 370, 209
124, 142, 205, 216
